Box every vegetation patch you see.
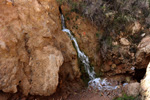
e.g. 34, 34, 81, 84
78, 59, 90, 86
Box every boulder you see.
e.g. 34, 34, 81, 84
140, 62, 150, 100
124, 82, 140, 97
0, 0, 80, 96
136, 36, 150, 68
29, 46, 64, 96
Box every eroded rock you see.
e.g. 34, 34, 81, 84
0, 0, 80, 96
140, 62, 150, 100
61, 5, 101, 74
136, 36, 150, 68
29, 46, 64, 96
0, 4, 25, 94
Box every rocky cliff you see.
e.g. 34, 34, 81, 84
0, 0, 80, 96
57, 0, 150, 99
58, 0, 150, 82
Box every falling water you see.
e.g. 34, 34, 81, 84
61, 14, 118, 91
61, 14, 95, 80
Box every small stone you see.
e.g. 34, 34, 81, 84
112, 41, 118, 45
111, 64, 116, 69
132, 21, 141, 34
120, 38, 130, 46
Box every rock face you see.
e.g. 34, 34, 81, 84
140, 63, 150, 100
138, 36, 150, 100
62, 0, 150, 78
58, 1, 150, 87
29, 46, 64, 95
139, 36, 150, 100
0, 0, 80, 96
136, 36, 150, 64
61, 5, 101, 73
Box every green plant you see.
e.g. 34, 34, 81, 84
72, 25, 78, 29
75, 15, 79, 21
113, 94, 136, 100
67, 31, 90, 86
77, 57, 90, 86
96, 31, 101, 38
66, 16, 70, 20
71, 2, 79, 13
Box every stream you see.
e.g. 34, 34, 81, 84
61, 14, 118, 91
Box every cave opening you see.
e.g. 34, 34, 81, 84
133, 68, 146, 82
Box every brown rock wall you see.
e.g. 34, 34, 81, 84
0, 0, 80, 96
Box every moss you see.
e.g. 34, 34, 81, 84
68, 31, 90, 86
78, 59, 90, 86
71, 2, 78, 12
96, 31, 101, 38
66, 16, 70, 20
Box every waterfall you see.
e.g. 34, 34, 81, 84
60, 13, 118, 91
61, 15, 95, 80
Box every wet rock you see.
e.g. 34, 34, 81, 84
124, 82, 140, 97
61, 5, 101, 73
